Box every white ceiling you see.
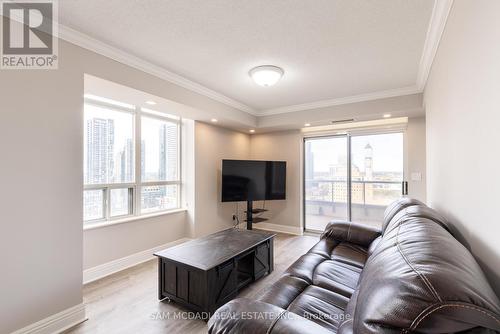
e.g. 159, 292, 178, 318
59, 0, 436, 114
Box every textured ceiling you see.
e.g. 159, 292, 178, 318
59, 0, 434, 111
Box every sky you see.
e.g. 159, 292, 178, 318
307, 133, 403, 173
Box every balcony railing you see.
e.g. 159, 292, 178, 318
305, 179, 403, 230
305, 179, 403, 207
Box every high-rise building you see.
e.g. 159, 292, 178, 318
363, 143, 374, 202
305, 141, 314, 181
166, 125, 178, 181
158, 123, 178, 181
85, 118, 114, 184
364, 143, 373, 180
140, 140, 145, 181
117, 138, 134, 182
159, 124, 167, 181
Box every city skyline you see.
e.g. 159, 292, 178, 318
84, 104, 179, 221
84, 107, 178, 185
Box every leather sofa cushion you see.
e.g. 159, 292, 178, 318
258, 275, 309, 309
284, 253, 327, 284
287, 285, 350, 332
208, 298, 333, 334
329, 242, 367, 269
313, 259, 362, 298
337, 288, 359, 334
307, 238, 368, 269
307, 237, 339, 259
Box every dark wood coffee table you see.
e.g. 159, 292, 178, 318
154, 228, 275, 314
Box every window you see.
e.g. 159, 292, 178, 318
139, 110, 180, 214
83, 97, 181, 225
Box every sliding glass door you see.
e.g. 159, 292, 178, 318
304, 136, 348, 232
350, 133, 404, 226
304, 132, 404, 231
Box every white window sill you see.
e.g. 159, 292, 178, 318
83, 208, 188, 231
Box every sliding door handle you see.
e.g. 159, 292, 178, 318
402, 181, 408, 196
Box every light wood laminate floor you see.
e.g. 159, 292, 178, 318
66, 232, 319, 334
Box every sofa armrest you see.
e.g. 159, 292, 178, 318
208, 298, 332, 334
320, 220, 381, 248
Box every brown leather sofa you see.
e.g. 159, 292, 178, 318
208, 198, 500, 333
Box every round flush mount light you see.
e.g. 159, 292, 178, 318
145, 100, 156, 105
383, 113, 392, 118
249, 65, 284, 87
211, 118, 218, 123
249, 129, 256, 133
304, 123, 311, 127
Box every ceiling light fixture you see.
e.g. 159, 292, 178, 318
249, 65, 284, 87
304, 123, 311, 127
383, 114, 392, 118
249, 129, 255, 133
211, 118, 218, 123
146, 100, 157, 105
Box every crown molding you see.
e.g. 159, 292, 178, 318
57, 24, 256, 115
257, 85, 421, 116
416, 0, 454, 90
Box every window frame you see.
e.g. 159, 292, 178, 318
83, 97, 182, 225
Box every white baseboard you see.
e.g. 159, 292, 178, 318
253, 222, 303, 236
10, 303, 87, 334
83, 238, 191, 284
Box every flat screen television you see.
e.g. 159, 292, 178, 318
221, 159, 286, 202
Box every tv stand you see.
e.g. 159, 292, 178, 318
245, 201, 268, 230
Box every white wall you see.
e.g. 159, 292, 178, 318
0, 52, 84, 334
249, 131, 303, 231
194, 122, 251, 237
406, 117, 427, 202
0, 34, 249, 333
83, 213, 188, 269
424, 0, 500, 293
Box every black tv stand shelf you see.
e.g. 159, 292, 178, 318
244, 208, 268, 214
244, 217, 268, 224
246, 201, 269, 230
